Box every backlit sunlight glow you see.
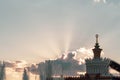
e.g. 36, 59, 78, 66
63, 27, 74, 53
34, 25, 74, 60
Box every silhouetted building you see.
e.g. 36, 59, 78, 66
85, 34, 112, 79
65, 34, 120, 80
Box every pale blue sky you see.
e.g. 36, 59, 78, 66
0, 0, 120, 63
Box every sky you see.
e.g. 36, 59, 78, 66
0, 0, 120, 64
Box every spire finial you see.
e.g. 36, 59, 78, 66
93, 34, 102, 59
96, 34, 99, 43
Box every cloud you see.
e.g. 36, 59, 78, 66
4, 60, 27, 71
76, 48, 93, 59
37, 48, 93, 76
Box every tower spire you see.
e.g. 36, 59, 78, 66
93, 34, 102, 59
96, 34, 99, 43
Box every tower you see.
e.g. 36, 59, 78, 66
85, 34, 111, 79
93, 34, 102, 59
